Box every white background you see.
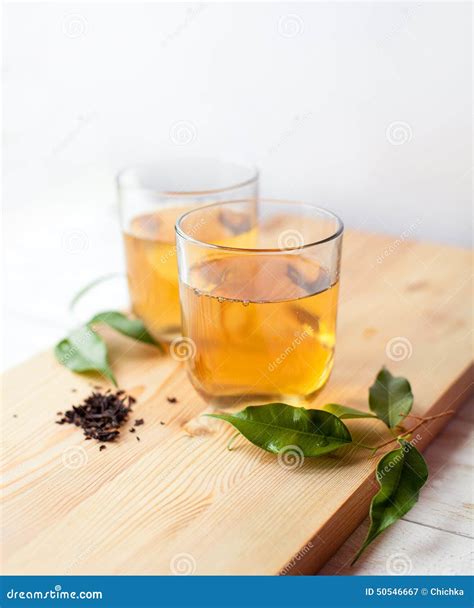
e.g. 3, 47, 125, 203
2, 1, 472, 369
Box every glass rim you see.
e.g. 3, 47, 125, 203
116, 159, 259, 197
175, 198, 344, 253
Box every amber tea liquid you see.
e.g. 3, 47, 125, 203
180, 254, 339, 402
123, 207, 188, 341
124, 206, 258, 341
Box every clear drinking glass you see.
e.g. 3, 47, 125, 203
175, 199, 344, 405
117, 159, 258, 342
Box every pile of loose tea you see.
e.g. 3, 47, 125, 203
56, 389, 137, 443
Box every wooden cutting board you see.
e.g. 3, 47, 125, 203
2, 230, 472, 575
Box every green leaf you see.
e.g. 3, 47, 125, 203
369, 367, 413, 428
208, 403, 352, 457
323, 403, 377, 420
90, 311, 163, 350
352, 439, 428, 564
54, 326, 117, 386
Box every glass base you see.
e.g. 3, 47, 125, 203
188, 379, 331, 410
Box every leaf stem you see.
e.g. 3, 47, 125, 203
350, 442, 378, 452
362, 410, 455, 454
227, 432, 240, 451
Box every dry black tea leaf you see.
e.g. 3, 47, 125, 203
57, 389, 139, 443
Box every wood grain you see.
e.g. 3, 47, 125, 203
1, 230, 472, 575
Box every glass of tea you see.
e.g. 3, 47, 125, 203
175, 199, 343, 405
118, 159, 258, 342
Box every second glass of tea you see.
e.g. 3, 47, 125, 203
118, 159, 258, 341
176, 199, 343, 405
